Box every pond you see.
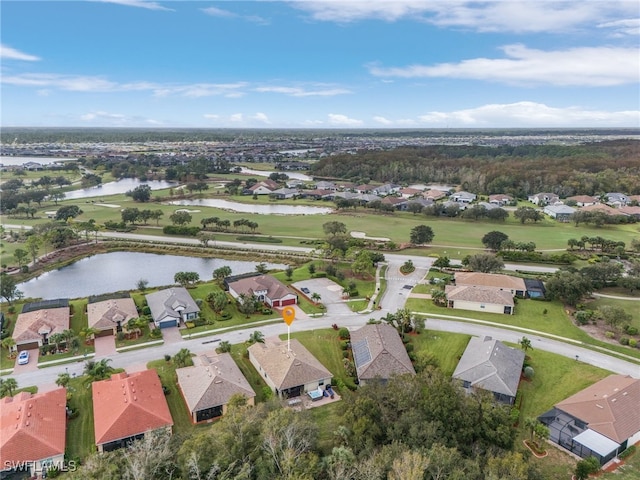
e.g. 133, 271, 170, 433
63, 178, 177, 201
239, 167, 311, 181
0, 156, 77, 166
167, 199, 333, 215
18, 251, 287, 300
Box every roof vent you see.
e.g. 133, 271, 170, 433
133, 396, 137, 401
611, 398, 617, 403
25, 421, 29, 426
622, 392, 628, 396
596, 404, 604, 409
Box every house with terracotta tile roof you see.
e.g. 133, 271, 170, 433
12, 306, 70, 352
580, 204, 624, 216
452, 336, 524, 405
145, 287, 200, 329
423, 189, 447, 201
445, 284, 515, 315
350, 324, 415, 385
454, 272, 527, 297
0, 388, 67, 477
248, 338, 332, 398
177, 351, 256, 423
566, 195, 599, 207
92, 370, 173, 453
87, 297, 139, 337
227, 274, 297, 308
539, 375, 640, 465
489, 194, 513, 206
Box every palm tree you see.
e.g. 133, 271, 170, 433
56, 372, 71, 388
0, 377, 18, 398
218, 341, 232, 353
80, 327, 99, 344
173, 348, 193, 368
311, 292, 321, 304
48, 333, 64, 353
524, 417, 537, 444
83, 358, 114, 383
248, 330, 265, 344
1, 337, 16, 356
520, 336, 532, 352
431, 289, 447, 307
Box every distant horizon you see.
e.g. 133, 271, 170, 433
2, 1, 638, 129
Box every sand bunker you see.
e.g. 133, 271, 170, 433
351, 231, 390, 242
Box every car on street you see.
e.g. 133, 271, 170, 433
17, 350, 30, 365
301, 287, 310, 294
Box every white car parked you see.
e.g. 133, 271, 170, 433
17, 350, 30, 365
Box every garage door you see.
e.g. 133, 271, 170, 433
159, 320, 178, 329
95, 328, 113, 337
281, 298, 296, 306
17, 342, 38, 351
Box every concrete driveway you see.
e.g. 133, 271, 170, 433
94, 335, 116, 358
293, 278, 352, 316
12, 348, 39, 374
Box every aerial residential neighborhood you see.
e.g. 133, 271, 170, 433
0, 128, 638, 480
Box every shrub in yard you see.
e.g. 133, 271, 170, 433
338, 327, 350, 340
142, 306, 151, 316
116, 332, 126, 341
619, 445, 636, 459
624, 325, 638, 335
164, 354, 171, 362
340, 341, 349, 350
605, 331, 615, 339
629, 338, 638, 348
405, 343, 414, 353
185, 322, 195, 329
619, 337, 629, 345
342, 351, 349, 359
149, 328, 163, 339
524, 366, 535, 379
574, 310, 594, 326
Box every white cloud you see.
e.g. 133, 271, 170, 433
290, 1, 637, 33
417, 101, 640, 127
81, 111, 126, 121
251, 112, 271, 124
152, 82, 248, 98
2, 73, 118, 91
328, 113, 363, 126
255, 85, 351, 96
203, 114, 220, 120
95, 0, 174, 12
230, 113, 244, 122
201, 6, 268, 24
373, 116, 392, 125
369, 44, 639, 86
598, 18, 640, 36
0, 44, 41, 61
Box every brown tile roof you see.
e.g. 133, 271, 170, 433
12, 307, 70, 344
228, 275, 293, 302
88, 298, 138, 331
580, 204, 622, 216
177, 352, 255, 414
619, 206, 640, 216
350, 324, 415, 382
423, 190, 446, 200
248, 338, 332, 390
454, 272, 526, 293
556, 375, 640, 443
0, 388, 67, 465
445, 285, 514, 306
567, 195, 599, 204
92, 370, 173, 446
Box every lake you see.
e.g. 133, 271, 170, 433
18, 252, 287, 300
0, 156, 76, 166
239, 167, 311, 181
168, 198, 333, 215
63, 178, 177, 200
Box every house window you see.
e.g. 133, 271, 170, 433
319, 380, 324, 386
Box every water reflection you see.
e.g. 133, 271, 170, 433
63, 179, 177, 200
168, 199, 333, 215
19, 251, 287, 300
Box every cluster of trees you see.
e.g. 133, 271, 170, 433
567, 236, 627, 255
201, 216, 259, 233
318, 222, 385, 277
174, 271, 200, 287
120, 208, 164, 225
481, 231, 536, 253
310, 141, 640, 197
67, 368, 540, 480
126, 184, 152, 202
570, 210, 636, 227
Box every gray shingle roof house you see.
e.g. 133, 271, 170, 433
538, 375, 640, 465
248, 338, 332, 398
543, 204, 576, 222
350, 324, 415, 385
177, 352, 256, 423
145, 287, 199, 329
450, 191, 477, 203
452, 336, 524, 405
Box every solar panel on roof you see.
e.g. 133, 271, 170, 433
352, 339, 372, 368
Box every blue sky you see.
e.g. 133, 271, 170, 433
1, 1, 639, 128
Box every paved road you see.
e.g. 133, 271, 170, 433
592, 292, 640, 301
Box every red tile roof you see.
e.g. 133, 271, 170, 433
0, 389, 67, 465
92, 370, 173, 446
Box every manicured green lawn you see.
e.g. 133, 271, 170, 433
306, 401, 344, 456
601, 447, 640, 479
228, 342, 270, 402
146, 360, 207, 437
66, 376, 96, 460
406, 296, 640, 360
406, 330, 471, 376
284, 329, 350, 387
585, 296, 640, 330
